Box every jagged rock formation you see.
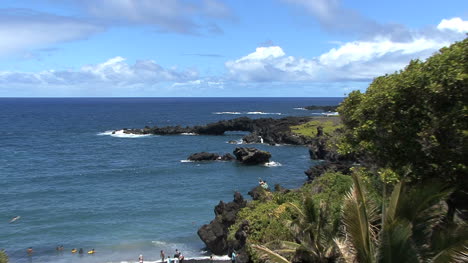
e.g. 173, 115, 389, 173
304, 125, 356, 182
187, 152, 235, 161
121, 116, 315, 145
233, 147, 271, 165
248, 185, 272, 201
197, 192, 247, 255
187, 148, 271, 165
227, 220, 250, 263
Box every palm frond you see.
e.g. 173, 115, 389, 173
397, 182, 452, 251
341, 173, 378, 263
334, 238, 355, 263
377, 219, 420, 263
251, 244, 291, 263
431, 223, 468, 263
385, 180, 403, 223
264, 240, 301, 250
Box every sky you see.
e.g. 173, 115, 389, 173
0, 0, 467, 97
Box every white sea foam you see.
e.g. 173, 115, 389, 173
151, 241, 168, 245
97, 130, 115, 136
213, 111, 281, 115
98, 130, 151, 138
246, 111, 281, 115
180, 160, 194, 163
322, 112, 339, 116
181, 133, 197, 135
213, 111, 242, 115
227, 138, 244, 144
293, 107, 306, 110
264, 161, 282, 167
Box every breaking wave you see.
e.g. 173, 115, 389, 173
97, 130, 151, 138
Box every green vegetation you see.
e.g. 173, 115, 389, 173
0, 250, 8, 263
338, 38, 467, 186
337, 173, 467, 263
243, 38, 468, 263
290, 117, 341, 138
231, 172, 352, 262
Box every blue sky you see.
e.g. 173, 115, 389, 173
0, 0, 466, 97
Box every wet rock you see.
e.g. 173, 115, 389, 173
233, 147, 271, 165
198, 192, 247, 255
188, 152, 221, 161
220, 153, 236, 161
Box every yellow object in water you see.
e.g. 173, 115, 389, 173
88, 250, 95, 254
71, 249, 77, 253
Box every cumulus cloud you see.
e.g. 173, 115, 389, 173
437, 17, 468, 33
226, 16, 467, 83
0, 8, 104, 56
0, 57, 198, 87
225, 46, 320, 82
78, 0, 232, 34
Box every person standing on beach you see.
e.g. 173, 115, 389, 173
160, 250, 165, 262
231, 251, 236, 263
139, 254, 144, 263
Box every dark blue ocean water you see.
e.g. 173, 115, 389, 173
0, 98, 342, 263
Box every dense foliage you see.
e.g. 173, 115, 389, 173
247, 38, 467, 263
338, 38, 467, 213
337, 173, 467, 263
231, 172, 352, 262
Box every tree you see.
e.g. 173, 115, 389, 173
337, 38, 468, 216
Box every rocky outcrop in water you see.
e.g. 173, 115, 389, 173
187, 152, 235, 161
121, 116, 315, 145
197, 192, 247, 255
233, 147, 271, 165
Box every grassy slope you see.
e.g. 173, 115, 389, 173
290, 117, 342, 138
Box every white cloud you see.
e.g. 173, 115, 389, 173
0, 57, 198, 87
0, 9, 103, 56
319, 38, 448, 67
226, 33, 460, 83
437, 17, 468, 33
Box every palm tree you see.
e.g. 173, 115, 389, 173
336, 173, 468, 263
251, 197, 338, 263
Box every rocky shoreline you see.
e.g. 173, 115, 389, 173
117, 116, 316, 145
122, 115, 352, 262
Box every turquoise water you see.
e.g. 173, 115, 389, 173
0, 98, 342, 263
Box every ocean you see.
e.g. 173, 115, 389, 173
0, 97, 342, 263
